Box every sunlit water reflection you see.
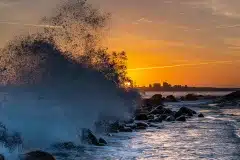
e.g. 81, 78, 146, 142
55, 102, 240, 160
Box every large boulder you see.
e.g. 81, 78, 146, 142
184, 94, 199, 101
143, 94, 164, 107
99, 138, 108, 145
23, 151, 55, 160
159, 114, 168, 121
222, 91, 240, 101
135, 113, 148, 120
165, 95, 178, 102
81, 129, 100, 146
0, 154, 4, 160
198, 113, 204, 118
174, 107, 196, 118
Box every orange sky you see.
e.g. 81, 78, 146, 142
95, 0, 240, 87
0, 0, 240, 87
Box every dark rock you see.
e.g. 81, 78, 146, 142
184, 94, 199, 101
149, 105, 164, 115
221, 91, 240, 102
135, 113, 148, 120
81, 129, 99, 146
159, 114, 168, 121
187, 112, 194, 117
143, 94, 164, 107
179, 107, 196, 115
0, 154, 4, 160
163, 108, 174, 115
166, 115, 175, 121
165, 95, 178, 102
198, 113, 204, 118
99, 138, 107, 145
147, 114, 155, 120
24, 151, 55, 160
176, 115, 186, 122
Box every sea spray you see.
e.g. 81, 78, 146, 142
0, 0, 140, 156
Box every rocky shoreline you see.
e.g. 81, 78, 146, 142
0, 91, 239, 160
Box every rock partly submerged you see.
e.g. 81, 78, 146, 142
81, 128, 107, 146
22, 151, 56, 160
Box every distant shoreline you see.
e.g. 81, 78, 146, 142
138, 87, 240, 92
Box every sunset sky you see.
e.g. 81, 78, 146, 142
0, 0, 240, 87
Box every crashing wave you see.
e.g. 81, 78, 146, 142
0, 0, 140, 156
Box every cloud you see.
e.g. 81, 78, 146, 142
216, 24, 240, 29
224, 38, 240, 49
183, 0, 240, 19
132, 18, 153, 25
0, 21, 63, 28
128, 60, 240, 71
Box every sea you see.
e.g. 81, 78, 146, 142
0, 91, 239, 160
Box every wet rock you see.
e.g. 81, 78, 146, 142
150, 94, 164, 105
99, 138, 107, 145
165, 95, 178, 102
175, 107, 196, 118
159, 114, 168, 121
135, 113, 148, 120
198, 113, 204, 118
176, 115, 186, 122
0, 154, 4, 160
81, 129, 99, 146
149, 105, 164, 115
24, 151, 55, 160
184, 94, 199, 101
223, 91, 240, 101
143, 94, 164, 107
166, 115, 175, 121
163, 108, 174, 115
147, 114, 155, 120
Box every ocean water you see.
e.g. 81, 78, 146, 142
0, 92, 239, 159
69, 100, 239, 160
